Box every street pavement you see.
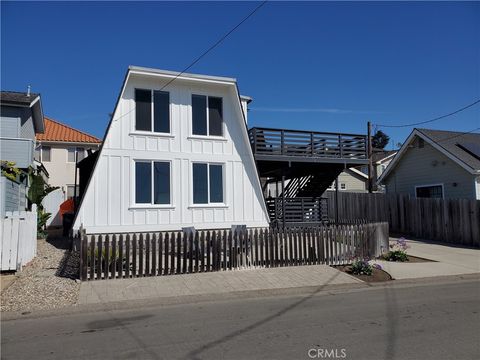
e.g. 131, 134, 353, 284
2, 276, 479, 360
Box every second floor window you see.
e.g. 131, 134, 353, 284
68, 147, 85, 163
192, 95, 223, 136
135, 89, 170, 133
35, 145, 51, 162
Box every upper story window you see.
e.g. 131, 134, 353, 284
68, 147, 85, 163
35, 145, 51, 162
135, 89, 170, 133
135, 161, 171, 205
192, 95, 223, 137
192, 163, 224, 204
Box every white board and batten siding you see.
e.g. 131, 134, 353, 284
73, 67, 269, 234
0, 204, 37, 271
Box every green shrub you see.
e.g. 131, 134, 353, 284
384, 250, 408, 262
350, 259, 373, 276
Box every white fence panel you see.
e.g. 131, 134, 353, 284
42, 188, 64, 227
1, 204, 37, 271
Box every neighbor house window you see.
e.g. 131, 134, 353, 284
66, 185, 79, 200
416, 185, 443, 199
193, 163, 224, 204
134, 161, 170, 205
68, 147, 84, 163
135, 89, 170, 133
41, 146, 51, 162
340, 183, 346, 190
191, 95, 223, 136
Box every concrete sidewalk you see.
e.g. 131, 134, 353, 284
78, 265, 361, 305
374, 237, 480, 280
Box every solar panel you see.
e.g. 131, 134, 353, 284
457, 142, 480, 160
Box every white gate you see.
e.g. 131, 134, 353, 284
0, 204, 37, 271
42, 188, 64, 227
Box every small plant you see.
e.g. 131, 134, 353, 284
350, 259, 373, 276
37, 208, 51, 238
384, 237, 409, 262
1, 161, 21, 182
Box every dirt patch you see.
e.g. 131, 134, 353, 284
334, 265, 393, 283
1, 237, 80, 313
380, 255, 434, 263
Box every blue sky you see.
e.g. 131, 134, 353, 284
2, 1, 479, 148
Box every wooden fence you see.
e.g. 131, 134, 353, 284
325, 192, 480, 247
79, 222, 389, 281
0, 204, 37, 271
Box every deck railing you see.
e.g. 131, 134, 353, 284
266, 197, 329, 225
249, 127, 367, 160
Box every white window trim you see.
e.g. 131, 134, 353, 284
190, 94, 225, 138
414, 183, 444, 199
190, 161, 227, 207
67, 147, 85, 163
132, 88, 172, 136
340, 183, 346, 190
130, 159, 173, 208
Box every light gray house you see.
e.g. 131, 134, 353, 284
1, 90, 45, 215
378, 128, 480, 200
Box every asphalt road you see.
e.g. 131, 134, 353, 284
2, 279, 479, 360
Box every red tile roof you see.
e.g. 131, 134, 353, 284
37, 117, 101, 144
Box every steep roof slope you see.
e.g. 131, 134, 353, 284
37, 117, 101, 143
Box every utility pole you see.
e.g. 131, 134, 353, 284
367, 121, 373, 193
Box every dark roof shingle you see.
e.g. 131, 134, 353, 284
417, 128, 480, 171
1, 91, 40, 106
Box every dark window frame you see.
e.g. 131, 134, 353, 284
415, 184, 444, 199
192, 162, 224, 204
135, 88, 171, 134
191, 94, 223, 137
134, 160, 171, 205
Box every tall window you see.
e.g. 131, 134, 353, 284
193, 163, 224, 204
36, 145, 51, 162
192, 95, 223, 136
135, 89, 170, 133
68, 147, 84, 163
416, 185, 443, 199
135, 161, 170, 204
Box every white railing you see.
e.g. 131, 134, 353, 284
0, 204, 37, 271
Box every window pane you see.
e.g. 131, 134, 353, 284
209, 164, 223, 203
208, 97, 223, 136
67, 185, 75, 199
43, 146, 51, 162
192, 95, 207, 135
34, 145, 41, 161
193, 163, 208, 204
153, 91, 170, 133
76, 148, 85, 161
135, 162, 151, 203
135, 89, 152, 131
154, 162, 170, 204
67, 148, 75, 162
416, 185, 442, 199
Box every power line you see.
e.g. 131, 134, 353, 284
158, 0, 268, 92
435, 127, 480, 143
112, 1, 268, 123
376, 98, 480, 128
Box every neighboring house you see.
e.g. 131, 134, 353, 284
357, 149, 397, 191
35, 117, 101, 201
73, 66, 269, 234
0, 90, 45, 215
378, 128, 480, 200
326, 168, 368, 192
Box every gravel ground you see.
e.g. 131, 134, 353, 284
1, 237, 80, 313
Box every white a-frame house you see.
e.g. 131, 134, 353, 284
73, 66, 269, 234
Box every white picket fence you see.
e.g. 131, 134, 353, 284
0, 204, 37, 271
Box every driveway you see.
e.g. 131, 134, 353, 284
374, 237, 480, 280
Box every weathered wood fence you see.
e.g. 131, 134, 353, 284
325, 192, 480, 247
0, 204, 37, 271
79, 222, 389, 281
